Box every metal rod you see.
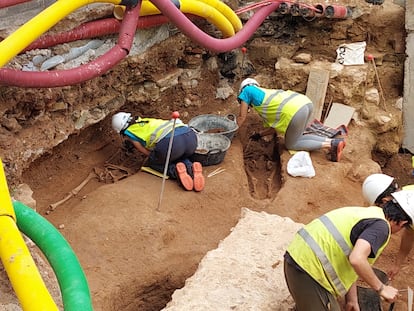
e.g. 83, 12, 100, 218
157, 112, 179, 211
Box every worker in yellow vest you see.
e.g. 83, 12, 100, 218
237, 78, 346, 161
112, 112, 205, 192
362, 173, 414, 280
284, 190, 414, 310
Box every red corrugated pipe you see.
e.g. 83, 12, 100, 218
0, 0, 32, 9
22, 14, 171, 52
0, 2, 142, 87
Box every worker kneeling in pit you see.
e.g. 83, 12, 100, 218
236, 78, 346, 162
112, 112, 205, 192
284, 189, 414, 311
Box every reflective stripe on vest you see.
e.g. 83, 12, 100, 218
149, 119, 183, 147
287, 206, 389, 297
261, 90, 283, 119
298, 214, 351, 296
269, 92, 300, 129
256, 88, 310, 133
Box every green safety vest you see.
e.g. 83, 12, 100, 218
287, 206, 389, 297
127, 118, 186, 149
253, 88, 312, 134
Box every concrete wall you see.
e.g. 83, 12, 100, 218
403, 0, 414, 152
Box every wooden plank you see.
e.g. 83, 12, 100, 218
305, 68, 330, 121
141, 166, 169, 179
323, 102, 355, 129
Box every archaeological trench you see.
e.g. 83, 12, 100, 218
0, 0, 413, 310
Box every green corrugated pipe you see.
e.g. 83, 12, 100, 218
13, 201, 93, 311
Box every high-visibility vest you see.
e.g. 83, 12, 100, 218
127, 118, 186, 149
287, 206, 390, 297
253, 88, 312, 134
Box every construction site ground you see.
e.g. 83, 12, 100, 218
1, 0, 414, 310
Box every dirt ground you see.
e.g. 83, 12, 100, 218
1, 0, 414, 310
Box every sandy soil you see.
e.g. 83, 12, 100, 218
1, 0, 413, 310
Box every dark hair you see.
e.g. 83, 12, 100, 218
382, 199, 412, 227
375, 182, 399, 205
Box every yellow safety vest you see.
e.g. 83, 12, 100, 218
287, 206, 389, 297
126, 118, 186, 149
253, 88, 312, 134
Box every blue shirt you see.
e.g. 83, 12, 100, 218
238, 85, 265, 107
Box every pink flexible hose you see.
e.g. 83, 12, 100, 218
150, 0, 280, 53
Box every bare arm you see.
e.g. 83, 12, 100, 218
237, 101, 248, 128
344, 283, 360, 311
259, 127, 276, 137
130, 139, 151, 156
349, 239, 398, 302
388, 228, 414, 280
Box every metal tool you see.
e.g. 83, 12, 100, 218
367, 54, 387, 111
207, 167, 226, 178
240, 47, 247, 76
157, 111, 180, 211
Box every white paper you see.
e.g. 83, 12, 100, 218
336, 41, 366, 65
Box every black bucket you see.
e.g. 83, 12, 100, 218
357, 268, 388, 311
188, 114, 238, 141
190, 133, 231, 166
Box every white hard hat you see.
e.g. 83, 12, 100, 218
362, 173, 395, 205
112, 112, 132, 133
391, 190, 414, 225
239, 78, 259, 94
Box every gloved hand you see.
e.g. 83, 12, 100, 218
122, 140, 135, 153
249, 133, 262, 141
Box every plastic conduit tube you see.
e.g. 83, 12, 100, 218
140, 0, 236, 37
13, 201, 93, 311
22, 14, 169, 52
150, 0, 280, 53
0, 0, 278, 86
0, 0, 125, 67
186, 0, 242, 32
0, 160, 58, 311
0, 1, 141, 87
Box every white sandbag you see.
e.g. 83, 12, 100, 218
287, 151, 315, 178
336, 41, 366, 65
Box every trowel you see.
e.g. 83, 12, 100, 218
390, 286, 413, 311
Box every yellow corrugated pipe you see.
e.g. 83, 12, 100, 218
139, 0, 235, 37
0, 0, 123, 67
196, 0, 242, 32
0, 159, 58, 311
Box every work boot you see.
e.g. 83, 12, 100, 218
192, 162, 205, 192
176, 162, 193, 191
330, 138, 346, 162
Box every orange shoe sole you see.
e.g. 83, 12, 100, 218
176, 162, 193, 191
192, 162, 205, 192
331, 140, 345, 162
